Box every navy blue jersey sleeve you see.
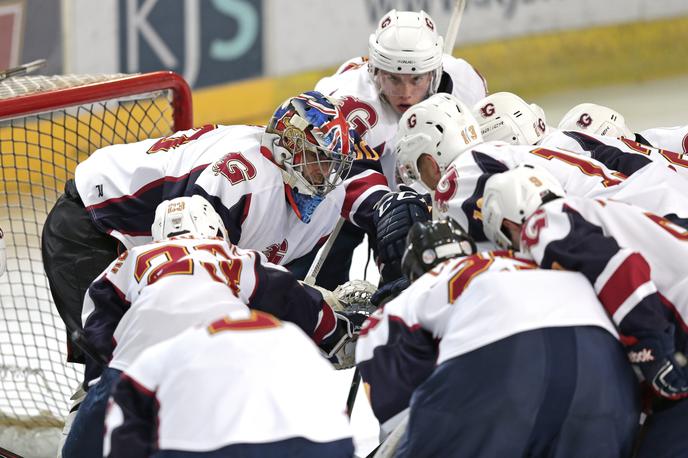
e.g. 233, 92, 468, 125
462, 151, 509, 241
357, 314, 437, 424
83, 277, 131, 385
105, 373, 158, 458
526, 206, 675, 350
249, 259, 336, 344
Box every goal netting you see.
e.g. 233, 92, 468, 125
0, 71, 192, 455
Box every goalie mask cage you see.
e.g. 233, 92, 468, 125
0, 71, 193, 437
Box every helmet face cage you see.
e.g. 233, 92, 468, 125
473, 92, 547, 146
558, 103, 633, 139
395, 94, 483, 191
402, 219, 477, 282
267, 91, 355, 196
152, 195, 227, 242
368, 10, 444, 96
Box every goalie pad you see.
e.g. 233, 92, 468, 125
319, 279, 378, 369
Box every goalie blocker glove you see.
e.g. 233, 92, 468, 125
373, 188, 431, 281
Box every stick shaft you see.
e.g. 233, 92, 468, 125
443, 0, 466, 54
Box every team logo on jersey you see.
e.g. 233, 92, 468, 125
576, 113, 592, 128
479, 103, 495, 118
520, 209, 548, 250
263, 239, 288, 264
434, 166, 459, 213
212, 152, 257, 185
407, 114, 417, 128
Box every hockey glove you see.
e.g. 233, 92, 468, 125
370, 276, 410, 308
319, 311, 369, 370
628, 339, 688, 400
373, 189, 431, 281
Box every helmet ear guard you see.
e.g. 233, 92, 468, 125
401, 219, 477, 282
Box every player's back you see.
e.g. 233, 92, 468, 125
384, 252, 617, 365
536, 196, 688, 313
106, 311, 353, 456
85, 235, 259, 373
75, 125, 264, 247
638, 125, 688, 154
434, 141, 627, 239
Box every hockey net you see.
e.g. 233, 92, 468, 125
0, 71, 192, 454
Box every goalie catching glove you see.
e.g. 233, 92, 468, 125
317, 279, 377, 369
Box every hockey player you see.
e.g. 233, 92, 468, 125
356, 220, 640, 457
62, 196, 365, 458
41, 90, 394, 363
394, 92, 688, 243
103, 309, 355, 458
301, 9, 486, 289
481, 165, 688, 456
558, 102, 688, 154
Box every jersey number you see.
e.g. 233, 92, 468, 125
530, 147, 625, 187
147, 124, 217, 154
134, 243, 242, 296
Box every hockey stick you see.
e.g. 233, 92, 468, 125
443, 0, 467, 54
0, 59, 46, 81
303, 217, 345, 286
0, 446, 24, 458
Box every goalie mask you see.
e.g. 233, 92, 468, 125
558, 103, 634, 139
473, 92, 548, 146
368, 10, 444, 100
152, 195, 227, 242
482, 164, 564, 249
396, 93, 482, 193
263, 91, 355, 199
401, 219, 477, 282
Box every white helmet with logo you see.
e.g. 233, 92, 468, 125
558, 103, 633, 138
152, 195, 227, 242
482, 164, 565, 249
473, 92, 548, 146
368, 10, 444, 93
395, 93, 483, 193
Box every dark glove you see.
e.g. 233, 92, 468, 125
370, 276, 411, 307
373, 189, 431, 280
319, 311, 369, 369
629, 340, 688, 400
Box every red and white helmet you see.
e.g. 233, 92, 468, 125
482, 164, 564, 249
473, 92, 548, 146
368, 10, 444, 94
558, 103, 633, 138
395, 93, 482, 193
152, 195, 227, 242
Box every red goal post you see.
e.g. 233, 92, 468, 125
0, 71, 192, 436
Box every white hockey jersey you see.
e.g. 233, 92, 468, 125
104, 310, 354, 458
82, 235, 336, 385
540, 129, 688, 181
638, 125, 688, 154
74, 124, 386, 264
315, 55, 487, 190
434, 141, 688, 241
521, 196, 688, 341
355, 251, 617, 424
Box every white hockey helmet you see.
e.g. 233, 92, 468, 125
558, 103, 633, 138
482, 164, 564, 249
152, 195, 227, 242
395, 93, 483, 193
473, 92, 548, 146
368, 10, 444, 93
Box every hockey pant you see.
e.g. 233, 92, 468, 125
396, 326, 641, 458
42, 179, 121, 362
636, 397, 688, 458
